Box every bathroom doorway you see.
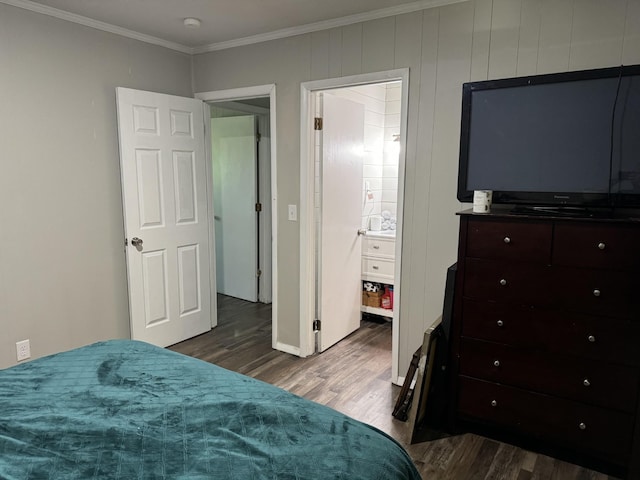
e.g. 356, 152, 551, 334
300, 69, 409, 384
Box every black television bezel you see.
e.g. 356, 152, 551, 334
457, 64, 640, 208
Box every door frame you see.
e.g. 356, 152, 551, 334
195, 84, 279, 350
299, 69, 409, 384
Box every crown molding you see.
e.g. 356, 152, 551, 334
2, 0, 468, 55
192, 0, 468, 54
0, 0, 192, 54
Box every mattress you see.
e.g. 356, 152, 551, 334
0, 340, 421, 479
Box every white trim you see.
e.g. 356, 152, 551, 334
3, 0, 467, 55
193, 0, 468, 53
300, 69, 410, 384
299, 85, 317, 358
1, 0, 191, 54
202, 102, 219, 329
392, 71, 410, 385
275, 342, 300, 357
196, 85, 274, 103
195, 84, 279, 351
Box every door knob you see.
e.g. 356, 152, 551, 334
131, 237, 143, 247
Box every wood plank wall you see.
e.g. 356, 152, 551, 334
193, 0, 640, 375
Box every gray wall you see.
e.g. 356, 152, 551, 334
192, 0, 640, 374
0, 4, 193, 368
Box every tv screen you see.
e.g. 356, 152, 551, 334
614, 74, 640, 205
457, 65, 640, 209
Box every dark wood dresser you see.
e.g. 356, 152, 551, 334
450, 209, 640, 477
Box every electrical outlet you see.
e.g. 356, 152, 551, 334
16, 339, 30, 362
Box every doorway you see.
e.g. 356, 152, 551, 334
210, 101, 271, 304
195, 85, 279, 349
300, 69, 409, 384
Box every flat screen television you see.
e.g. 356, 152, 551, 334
457, 64, 640, 211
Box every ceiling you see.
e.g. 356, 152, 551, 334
8, 0, 461, 53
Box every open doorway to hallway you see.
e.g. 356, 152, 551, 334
207, 96, 273, 347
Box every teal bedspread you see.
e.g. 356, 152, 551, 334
0, 340, 421, 479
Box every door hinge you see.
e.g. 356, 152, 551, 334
256, 269, 262, 278
256, 132, 261, 142
313, 319, 321, 331
255, 202, 262, 212
314, 117, 323, 131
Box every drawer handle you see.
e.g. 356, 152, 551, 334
598, 242, 606, 250
496, 320, 504, 327
373, 245, 380, 249
493, 360, 500, 367
593, 289, 601, 297
588, 335, 596, 343
583, 379, 591, 387
372, 265, 379, 270
579, 422, 587, 430
499, 279, 507, 286
491, 400, 497, 407
503, 237, 511, 244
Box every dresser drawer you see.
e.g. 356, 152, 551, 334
466, 218, 552, 263
553, 222, 640, 270
361, 256, 394, 281
459, 338, 639, 412
461, 299, 640, 366
458, 376, 633, 464
554, 267, 640, 319
362, 236, 395, 259
464, 258, 553, 305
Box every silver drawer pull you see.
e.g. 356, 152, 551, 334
499, 279, 507, 286
491, 400, 497, 407
588, 335, 596, 343
373, 245, 380, 249
503, 237, 511, 244
496, 320, 504, 327
372, 265, 379, 270
597, 242, 606, 250
593, 289, 601, 297
579, 422, 587, 430
493, 360, 500, 367
583, 379, 591, 387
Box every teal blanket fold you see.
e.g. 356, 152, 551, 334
0, 340, 421, 480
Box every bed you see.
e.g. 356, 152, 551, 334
0, 340, 421, 479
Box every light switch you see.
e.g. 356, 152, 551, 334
288, 204, 297, 221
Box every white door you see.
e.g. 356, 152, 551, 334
319, 93, 365, 352
116, 87, 214, 347
211, 116, 258, 302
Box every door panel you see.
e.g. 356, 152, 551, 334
319, 93, 365, 352
141, 250, 169, 326
136, 149, 164, 227
117, 87, 214, 347
173, 151, 197, 224
211, 116, 258, 302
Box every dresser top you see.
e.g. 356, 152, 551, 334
458, 207, 640, 224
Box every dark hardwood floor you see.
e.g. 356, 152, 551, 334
169, 294, 618, 480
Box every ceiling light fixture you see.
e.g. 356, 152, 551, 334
183, 18, 201, 29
